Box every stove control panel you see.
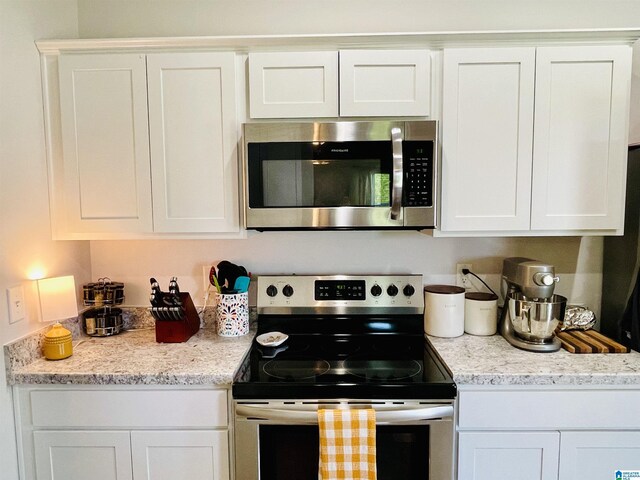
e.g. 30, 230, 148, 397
257, 275, 424, 314
316, 280, 366, 300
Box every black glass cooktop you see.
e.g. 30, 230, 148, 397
232, 330, 456, 400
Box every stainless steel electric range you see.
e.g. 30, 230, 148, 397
232, 274, 457, 480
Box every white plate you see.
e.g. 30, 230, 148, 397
256, 331, 288, 347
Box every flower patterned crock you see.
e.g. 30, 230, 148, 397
215, 292, 249, 336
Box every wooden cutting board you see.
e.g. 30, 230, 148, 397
555, 329, 629, 353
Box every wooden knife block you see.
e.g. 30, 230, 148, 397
152, 292, 200, 343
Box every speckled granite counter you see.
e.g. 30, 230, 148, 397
7, 317, 640, 388
428, 333, 640, 386
7, 327, 254, 386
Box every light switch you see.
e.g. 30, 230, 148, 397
7, 285, 25, 323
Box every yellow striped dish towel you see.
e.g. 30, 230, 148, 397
318, 408, 377, 480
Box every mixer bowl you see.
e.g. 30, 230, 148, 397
506, 293, 567, 343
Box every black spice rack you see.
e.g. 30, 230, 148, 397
82, 278, 125, 336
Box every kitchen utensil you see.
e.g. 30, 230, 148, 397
151, 290, 200, 343
216, 261, 248, 293
499, 257, 564, 352
424, 285, 465, 337
234, 276, 250, 293
506, 292, 566, 342
464, 291, 498, 336
257, 344, 289, 359
556, 328, 630, 353
209, 266, 222, 293
215, 292, 249, 336
256, 331, 288, 347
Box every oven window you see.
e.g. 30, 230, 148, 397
247, 141, 392, 208
259, 425, 429, 480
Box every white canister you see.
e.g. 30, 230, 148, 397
215, 292, 249, 337
424, 285, 465, 337
464, 292, 499, 336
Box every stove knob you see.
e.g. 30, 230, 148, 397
387, 284, 399, 297
266, 285, 278, 297
403, 284, 415, 297
370, 284, 382, 297
282, 284, 294, 297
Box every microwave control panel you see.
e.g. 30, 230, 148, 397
403, 141, 433, 207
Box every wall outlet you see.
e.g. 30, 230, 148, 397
7, 285, 25, 324
456, 263, 472, 289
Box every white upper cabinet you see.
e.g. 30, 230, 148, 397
441, 48, 535, 231
58, 54, 153, 234
53, 51, 240, 238
248, 51, 339, 118
248, 49, 432, 118
339, 49, 431, 117
531, 46, 632, 231
147, 53, 239, 233
440, 45, 632, 235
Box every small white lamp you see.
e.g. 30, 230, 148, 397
37, 275, 78, 360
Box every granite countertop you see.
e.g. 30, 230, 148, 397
429, 333, 640, 386
7, 327, 254, 386
7, 318, 640, 388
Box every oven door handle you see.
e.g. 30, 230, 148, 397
389, 126, 404, 221
235, 405, 453, 424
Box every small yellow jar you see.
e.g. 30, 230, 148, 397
43, 323, 73, 360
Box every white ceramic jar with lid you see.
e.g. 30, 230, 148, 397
424, 285, 465, 337
464, 291, 499, 335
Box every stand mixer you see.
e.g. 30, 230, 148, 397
500, 257, 567, 353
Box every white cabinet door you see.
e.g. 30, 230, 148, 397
458, 431, 560, 480
147, 52, 239, 233
58, 53, 153, 234
339, 49, 431, 117
559, 431, 640, 480
441, 48, 535, 231
131, 430, 229, 480
531, 46, 632, 231
248, 51, 339, 118
34, 431, 133, 480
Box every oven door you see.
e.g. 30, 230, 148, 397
233, 400, 454, 480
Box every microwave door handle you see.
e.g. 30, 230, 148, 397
235, 405, 453, 424
389, 127, 404, 221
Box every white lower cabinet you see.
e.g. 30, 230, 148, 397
457, 388, 640, 480
558, 432, 640, 480
34, 431, 133, 480
458, 431, 560, 480
131, 431, 229, 480
15, 386, 230, 480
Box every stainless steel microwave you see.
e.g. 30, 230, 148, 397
242, 120, 437, 230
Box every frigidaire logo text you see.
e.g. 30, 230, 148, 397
331, 148, 349, 153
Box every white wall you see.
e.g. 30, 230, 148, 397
90, 234, 604, 318
0, 1, 87, 478
76, 0, 640, 37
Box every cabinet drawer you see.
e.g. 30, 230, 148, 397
459, 389, 640, 430
29, 388, 228, 428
